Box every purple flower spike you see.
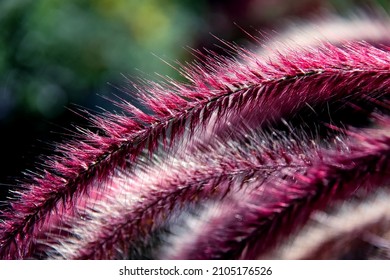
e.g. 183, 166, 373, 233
2, 15, 390, 259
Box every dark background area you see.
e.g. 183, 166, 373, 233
0, 0, 387, 202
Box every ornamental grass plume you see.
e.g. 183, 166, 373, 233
2, 14, 390, 260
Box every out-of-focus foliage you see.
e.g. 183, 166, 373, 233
330, 0, 390, 12
0, 0, 205, 119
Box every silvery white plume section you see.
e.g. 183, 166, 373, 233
264, 188, 390, 260
2, 14, 390, 259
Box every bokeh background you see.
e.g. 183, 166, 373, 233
0, 0, 388, 200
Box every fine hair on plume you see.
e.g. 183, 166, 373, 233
1, 11, 390, 260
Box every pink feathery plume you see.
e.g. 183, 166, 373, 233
264, 188, 390, 260
2, 14, 390, 259
167, 120, 390, 259
45, 127, 312, 259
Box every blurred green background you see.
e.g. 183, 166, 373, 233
0, 0, 387, 198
